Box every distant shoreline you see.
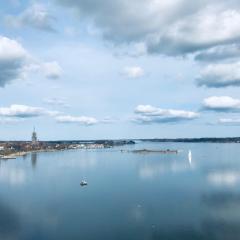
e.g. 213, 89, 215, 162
0, 140, 135, 159
0, 138, 240, 143
139, 137, 240, 143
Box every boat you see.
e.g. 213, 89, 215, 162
1, 156, 16, 160
188, 150, 192, 164
80, 180, 88, 186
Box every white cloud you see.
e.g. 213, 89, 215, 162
42, 61, 62, 79
133, 105, 199, 124
56, 0, 240, 56
0, 35, 63, 87
219, 118, 240, 125
196, 62, 240, 88
54, 0, 240, 92
135, 105, 198, 118
6, 3, 56, 32
57, 0, 185, 43
0, 36, 26, 61
0, 36, 28, 87
195, 44, 240, 62
203, 96, 240, 111
24, 61, 62, 80
0, 105, 59, 118
148, 8, 240, 55
123, 66, 144, 79
56, 115, 98, 125
55, 115, 116, 125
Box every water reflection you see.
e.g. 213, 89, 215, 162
152, 219, 240, 240
199, 190, 240, 240
31, 152, 37, 169
0, 199, 20, 240
138, 151, 193, 179
131, 204, 145, 223
0, 164, 26, 185
207, 170, 240, 187
1, 143, 240, 239
58, 154, 97, 169
202, 191, 240, 208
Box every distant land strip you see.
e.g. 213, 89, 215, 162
1, 138, 240, 143
139, 138, 240, 143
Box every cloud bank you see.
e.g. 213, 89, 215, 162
56, 0, 240, 56
123, 66, 144, 79
133, 105, 199, 124
0, 105, 58, 118
42, 61, 62, 79
218, 118, 240, 125
0, 35, 62, 87
195, 44, 240, 62
6, 3, 56, 32
196, 62, 240, 88
56, 115, 98, 125
54, 0, 240, 91
0, 36, 27, 87
203, 96, 240, 112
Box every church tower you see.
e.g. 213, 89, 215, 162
32, 127, 37, 144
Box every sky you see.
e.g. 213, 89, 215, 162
1, 0, 240, 140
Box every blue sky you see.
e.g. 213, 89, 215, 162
1, 0, 240, 140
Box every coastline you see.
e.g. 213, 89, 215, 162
0, 140, 136, 159
0, 149, 61, 159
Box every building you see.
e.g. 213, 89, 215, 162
32, 127, 38, 144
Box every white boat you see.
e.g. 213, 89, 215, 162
80, 180, 88, 186
188, 150, 192, 164
1, 156, 16, 160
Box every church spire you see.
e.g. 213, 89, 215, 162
32, 127, 37, 144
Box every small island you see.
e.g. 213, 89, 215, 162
132, 149, 178, 154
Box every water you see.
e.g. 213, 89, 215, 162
1, 142, 240, 240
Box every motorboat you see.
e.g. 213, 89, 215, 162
80, 180, 88, 186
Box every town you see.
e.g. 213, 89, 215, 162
0, 128, 135, 159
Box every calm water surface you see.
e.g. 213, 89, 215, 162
1, 142, 240, 240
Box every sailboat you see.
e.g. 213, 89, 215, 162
188, 150, 192, 165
